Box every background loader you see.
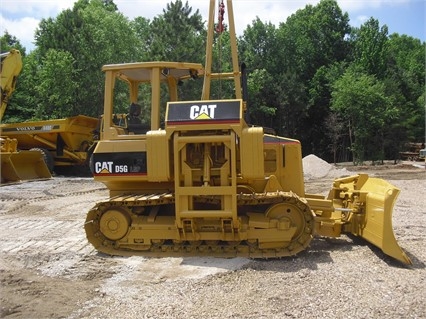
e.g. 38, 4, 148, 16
0, 49, 99, 181
1, 49, 51, 183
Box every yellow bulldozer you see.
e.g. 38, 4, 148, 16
1, 49, 52, 183
85, 0, 411, 265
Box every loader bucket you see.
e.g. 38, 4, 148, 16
334, 175, 412, 265
1, 150, 52, 183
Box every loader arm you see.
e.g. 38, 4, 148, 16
0, 49, 23, 122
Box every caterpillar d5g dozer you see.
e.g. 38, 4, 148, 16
1, 49, 52, 183
85, 0, 411, 264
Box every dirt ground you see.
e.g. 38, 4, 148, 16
0, 163, 425, 319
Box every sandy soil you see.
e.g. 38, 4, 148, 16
0, 163, 425, 319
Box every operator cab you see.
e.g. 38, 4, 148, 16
100, 62, 204, 139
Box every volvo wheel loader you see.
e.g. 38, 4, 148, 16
1, 115, 99, 174
1, 49, 51, 183
1, 50, 99, 178
85, 0, 411, 265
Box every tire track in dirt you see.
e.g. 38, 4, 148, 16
0, 219, 90, 254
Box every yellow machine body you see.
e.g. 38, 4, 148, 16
1, 115, 99, 169
85, 0, 411, 264
0, 49, 52, 183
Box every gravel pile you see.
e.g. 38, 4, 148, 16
303, 154, 351, 180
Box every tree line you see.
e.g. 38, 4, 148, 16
1, 0, 424, 163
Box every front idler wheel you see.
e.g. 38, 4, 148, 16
99, 208, 131, 241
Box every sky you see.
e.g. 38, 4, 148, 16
0, 0, 425, 52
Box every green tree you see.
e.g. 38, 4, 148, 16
331, 67, 396, 163
131, 16, 152, 61
1, 31, 26, 56
239, 19, 278, 127
386, 34, 425, 146
308, 62, 347, 160
274, 0, 350, 148
239, 18, 278, 71
34, 49, 79, 119
147, 0, 204, 62
351, 17, 389, 78
245, 68, 276, 127
278, 0, 350, 82
324, 111, 345, 164
32, 0, 139, 118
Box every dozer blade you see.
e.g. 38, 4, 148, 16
334, 174, 412, 265
1, 150, 52, 183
